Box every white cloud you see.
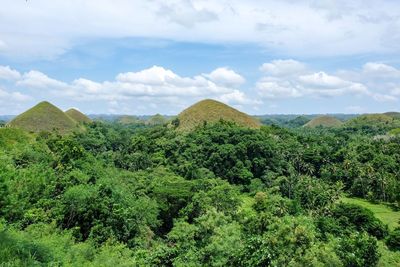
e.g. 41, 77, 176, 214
157, 0, 218, 28
299, 72, 351, 88
391, 88, 400, 96
217, 89, 259, 105
1, 1, 400, 59
205, 67, 245, 87
362, 62, 400, 78
0, 40, 6, 50
260, 59, 306, 76
256, 79, 302, 99
0, 65, 21, 80
256, 59, 394, 102
0, 88, 31, 102
116, 66, 180, 85
371, 93, 397, 102
17, 71, 68, 89
2, 60, 400, 114
4, 65, 258, 110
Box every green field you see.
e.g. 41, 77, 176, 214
341, 197, 400, 230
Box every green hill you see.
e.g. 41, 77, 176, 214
7, 101, 77, 134
285, 116, 311, 128
65, 108, 92, 123
176, 99, 261, 131
383, 112, 400, 118
345, 114, 394, 127
303, 116, 343, 128
117, 115, 142, 125
343, 114, 400, 134
146, 114, 168, 126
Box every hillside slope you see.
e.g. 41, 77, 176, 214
7, 101, 77, 134
65, 108, 92, 123
176, 99, 261, 131
303, 116, 343, 128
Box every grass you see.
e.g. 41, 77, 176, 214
65, 108, 92, 123
378, 241, 400, 267
341, 197, 400, 230
7, 101, 77, 134
303, 116, 343, 128
177, 99, 261, 131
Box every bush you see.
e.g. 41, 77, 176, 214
335, 232, 380, 267
386, 227, 400, 251
333, 203, 388, 239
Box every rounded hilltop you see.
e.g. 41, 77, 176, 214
344, 114, 394, 127
383, 112, 400, 119
303, 116, 343, 128
7, 101, 78, 134
176, 99, 261, 131
65, 108, 92, 123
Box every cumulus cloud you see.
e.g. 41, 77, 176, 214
260, 60, 306, 76
116, 66, 180, 85
256, 79, 302, 99
256, 59, 398, 103
299, 72, 351, 88
0, 66, 21, 81
17, 71, 68, 89
2, 61, 400, 114
362, 62, 400, 78
217, 89, 260, 105
2, 65, 258, 112
204, 67, 245, 87
0, 88, 31, 102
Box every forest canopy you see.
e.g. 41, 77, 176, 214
1, 116, 400, 266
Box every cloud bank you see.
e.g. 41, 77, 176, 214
1, 60, 399, 114
1, 0, 400, 59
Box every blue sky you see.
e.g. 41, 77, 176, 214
1, 0, 400, 115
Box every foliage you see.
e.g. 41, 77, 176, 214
335, 232, 380, 267
1, 114, 399, 266
332, 203, 388, 239
386, 227, 400, 251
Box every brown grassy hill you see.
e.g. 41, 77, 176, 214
176, 99, 261, 131
303, 116, 343, 128
65, 108, 92, 123
7, 101, 77, 134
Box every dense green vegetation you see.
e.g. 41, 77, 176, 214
1, 110, 400, 266
341, 197, 400, 230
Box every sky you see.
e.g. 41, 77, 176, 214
1, 0, 400, 115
